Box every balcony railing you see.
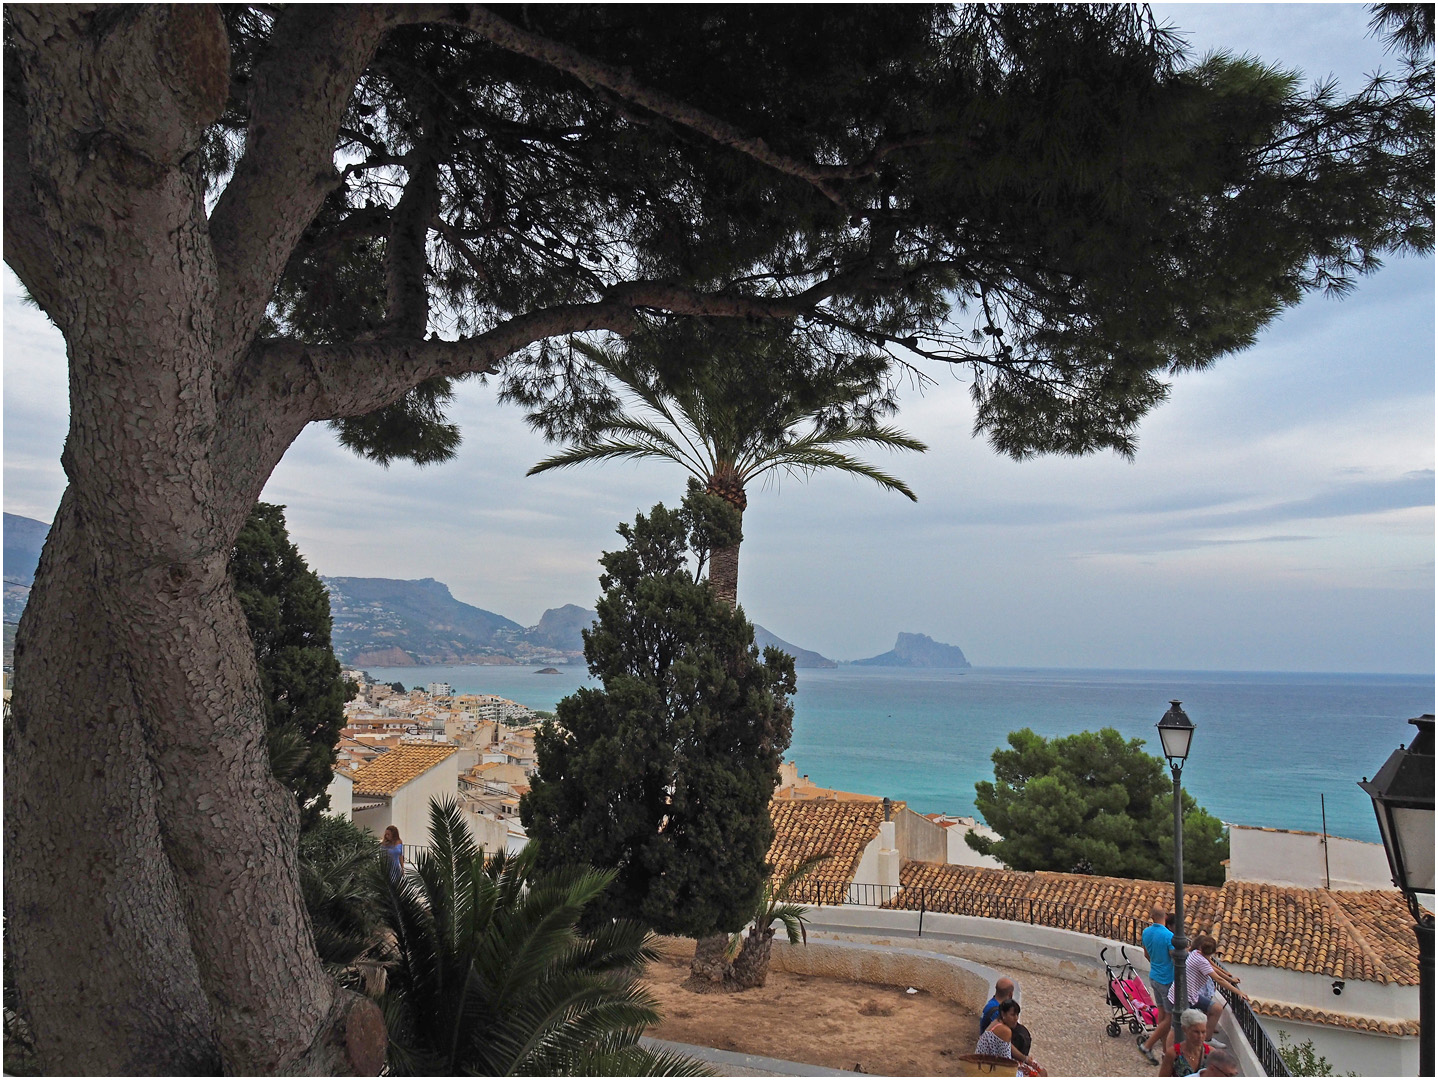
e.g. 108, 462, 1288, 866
1221, 986, 1291, 1077
785, 880, 1147, 944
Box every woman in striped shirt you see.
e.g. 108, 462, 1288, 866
1169, 933, 1248, 1041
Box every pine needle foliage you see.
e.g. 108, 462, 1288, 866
377, 798, 708, 1076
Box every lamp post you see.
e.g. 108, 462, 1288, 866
1359, 714, 1434, 1076
1157, 700, 1195, 1040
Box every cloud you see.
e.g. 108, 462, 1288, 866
1187, 471, 1434, 530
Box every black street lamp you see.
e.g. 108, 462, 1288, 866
1359, 714, 1434, 1076
1157, 700, 1195, 1039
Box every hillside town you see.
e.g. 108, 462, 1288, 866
322, 674, 1424, 1076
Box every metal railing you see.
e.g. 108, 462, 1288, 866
785, 880, 1146, 944
1221, 986, 1291, 1077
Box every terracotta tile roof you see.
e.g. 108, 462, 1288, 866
766, 799, 889, 888
349, 744, 457, 797
887, 862, 1221, 943
882, 864, 1418, 987
1218, 882, 1420, 985
1250, 999, 1420, 1037
772, 779, 887, 802
1327, 890, 1422, 986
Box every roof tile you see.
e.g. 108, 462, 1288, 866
349, 744, 457, 797
766, 800, 889, 892
1251, 998, 1420, 1037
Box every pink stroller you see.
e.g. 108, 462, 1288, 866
1101, 946, 1162, 1037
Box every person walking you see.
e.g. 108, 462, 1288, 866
382, 825, 405, 882
1138, 906, 1175, 1064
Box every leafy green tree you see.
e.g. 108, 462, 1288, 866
230, 503, 349, 829
520, 326, 925, 606
5, 5, 1430, 1070
968, 728, 1228, 885
521, 498, 796, 943
378, 798, 707, 1077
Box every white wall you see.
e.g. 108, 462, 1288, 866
1263, 1016, 1416, 1077
848, 824, 899, 897
324, 772, 353, 820
1226, 826, 1392, 891
376, 756, 461, 848
1226, 961, 1417, 1025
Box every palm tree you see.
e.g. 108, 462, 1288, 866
727, 852, 832, 990
526, 329, 927, 608
377, 797, 708, 1076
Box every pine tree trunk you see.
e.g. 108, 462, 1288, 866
689, 933, 734, 984
3, 10, 384, 1072
729, 926, 776, 990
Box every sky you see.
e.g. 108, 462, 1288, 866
3, 4, 1433, 674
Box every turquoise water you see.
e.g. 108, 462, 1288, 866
364, 664, 1433, 843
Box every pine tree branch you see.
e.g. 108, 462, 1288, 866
413, 5, 910, 209
208, 5, 398, 372
2, 61, 66, 321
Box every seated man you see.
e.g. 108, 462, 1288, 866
1198, 1048, 1241, 1076
979, 976, 1016, 1034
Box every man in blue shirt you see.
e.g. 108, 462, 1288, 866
1138, 906, 1175, 1065
979, 976, 1016, 1034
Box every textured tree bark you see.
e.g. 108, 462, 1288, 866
689, 933, 734, 984
704, 470, 747, 609
729, 926, 776, 990
2, 7, 382, 1073
707, 541, 742, 609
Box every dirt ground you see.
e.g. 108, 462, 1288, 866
643, 942, 978, 1076
642, 939, 1162, 1077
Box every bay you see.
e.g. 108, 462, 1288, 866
363, 663, 1434, 843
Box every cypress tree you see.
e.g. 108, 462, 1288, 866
230, 503, 349, 829
522, 495, 795, 937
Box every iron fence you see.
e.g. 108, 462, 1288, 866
1221, 986, 1291, 1077
785, 880, 1147, 944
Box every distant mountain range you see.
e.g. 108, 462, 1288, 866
851, 632, 971, 669
325, 575, 838, 669
3, 513, 969, 671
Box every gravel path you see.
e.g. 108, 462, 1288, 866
1007, 962, 1162, 1078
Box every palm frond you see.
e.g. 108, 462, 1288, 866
750, 445, 921, 500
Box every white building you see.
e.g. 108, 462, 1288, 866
1225, 824, 1392, 891
348, 743, 461, 849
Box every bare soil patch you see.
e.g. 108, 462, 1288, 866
642, 940, 977, 1076
641, 939, 1160, 1077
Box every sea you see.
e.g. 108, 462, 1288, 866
362, 663, 1434, 844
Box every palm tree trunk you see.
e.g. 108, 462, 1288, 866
730, 926, 776, 989
709, 537, 741, 608
703, 468, 745, 609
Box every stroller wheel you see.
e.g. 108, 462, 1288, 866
1106, 1021, 1122, 1037
1129, 1020, 1145, 1035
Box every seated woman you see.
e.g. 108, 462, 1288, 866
1159, 1010, 1213, 1077
974, 999, 1047, 1076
